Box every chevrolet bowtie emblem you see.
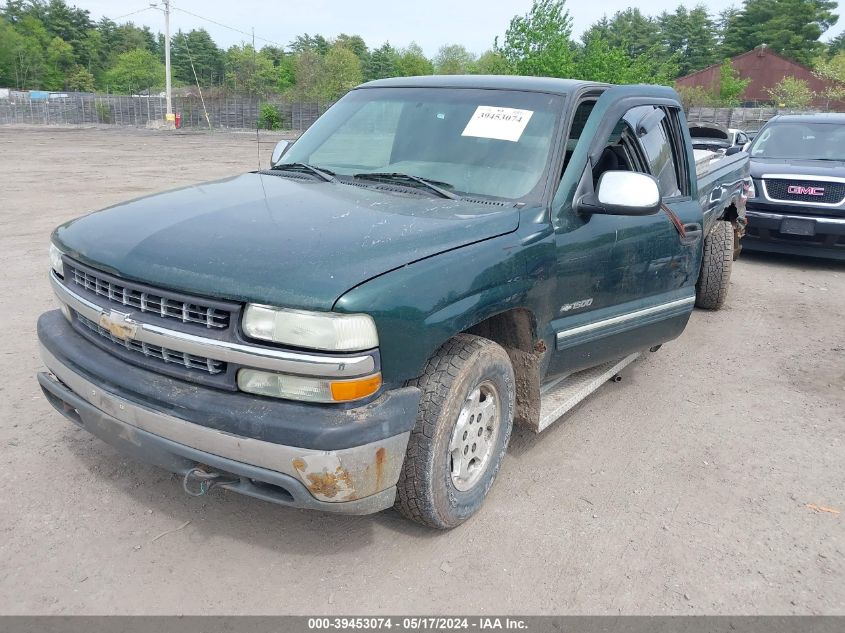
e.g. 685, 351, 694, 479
98, 309, 138, 340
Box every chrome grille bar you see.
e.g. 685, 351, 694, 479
67, 264, 229, 329
77, 314, 226, 375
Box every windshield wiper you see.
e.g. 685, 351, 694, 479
353, 172, 458, 199
272, 162, 337, 182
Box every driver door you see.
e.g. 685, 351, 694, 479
544, 94, 702, 381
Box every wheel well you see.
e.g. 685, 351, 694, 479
723, 202, 739, 224
465, 308, 537, 352
465, 309, 543, 430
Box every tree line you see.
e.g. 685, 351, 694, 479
0, 0, 842, 106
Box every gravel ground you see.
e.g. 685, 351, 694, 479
0, 126, 842, 615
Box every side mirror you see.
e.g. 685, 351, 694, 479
270, 140, 290, 167
725, 145, 744, 156
578, 171, 661, 216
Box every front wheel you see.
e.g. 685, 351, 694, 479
395, 334, 515, 529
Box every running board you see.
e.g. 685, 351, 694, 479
536, 353, 640, 432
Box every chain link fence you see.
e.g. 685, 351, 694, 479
0, 92, 330, 131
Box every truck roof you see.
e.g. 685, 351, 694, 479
357, 76, 682, 103
357, 74, 605, 95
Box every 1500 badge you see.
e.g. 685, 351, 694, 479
560, 298, 593, 313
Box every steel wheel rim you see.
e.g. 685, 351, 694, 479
448, 380, 501, 492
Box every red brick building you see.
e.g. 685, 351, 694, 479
675, 45, 833, 106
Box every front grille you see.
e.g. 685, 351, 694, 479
765, 179, 845, 205
77, 314, 226, 375
66, 261, 231, 329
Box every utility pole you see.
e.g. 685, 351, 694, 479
163, 0, 173, 121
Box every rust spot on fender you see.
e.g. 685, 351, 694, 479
298, 465, 353, 499
292, 458, 306, 471
374, 447, 387, 490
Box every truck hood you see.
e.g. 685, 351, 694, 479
750, 157, 845, 179
54, 173, 519, 310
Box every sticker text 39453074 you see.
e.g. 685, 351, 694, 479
461, 106, 534, 143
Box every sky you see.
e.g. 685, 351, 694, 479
66, 0, 845, 56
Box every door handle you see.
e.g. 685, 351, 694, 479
680, 223, 702, 245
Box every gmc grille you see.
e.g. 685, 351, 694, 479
764, 179, 845, 205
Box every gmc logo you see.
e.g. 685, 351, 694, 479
787, 185, 825, 196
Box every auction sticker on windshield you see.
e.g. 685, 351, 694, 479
462, 106, 534, 142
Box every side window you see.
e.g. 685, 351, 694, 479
622, 106, 682, 199
561, 99, 597, 175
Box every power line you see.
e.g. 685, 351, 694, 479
171, 6, 285, 48
112, 6, 156, 21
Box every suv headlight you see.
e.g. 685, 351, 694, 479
242, 304, 378, 352
49, 243, 65, 277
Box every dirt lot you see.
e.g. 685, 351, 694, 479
0, 126, 843, 615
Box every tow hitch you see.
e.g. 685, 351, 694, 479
182, 467, 239, 497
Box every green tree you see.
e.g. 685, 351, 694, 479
396, 42, 433, 76
103, 48, 164, 93
65, 64, 94, 91
720, 0, 838, 65
289, 33, 330, 55
276, 53, 296, 91
473, 50, 513, 74
767, 75, 815, 107
171, 29, 223, 87
318, 43, 363, 100
588, 9, 662, 57
717, 59, 751, 105
498, 0, 575, 77
434, 44, 476, 75
363, 42, 399, 81
44, 35, 74, 89
40, 0, 93, 62
224, 44, 276, 96
334, 34, 368, 61
293, 49, 325, 100
0, 18, 46, 88
827, 32, 845, 56
813, 51, 845, 106
573, 37, 677, 84
676, 84, 720, 108
658, 5, 718, 76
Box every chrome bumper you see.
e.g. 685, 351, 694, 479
746, 210, 845, 226
39, 343, 409, 513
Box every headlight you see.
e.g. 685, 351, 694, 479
242, 304, 378, 352
237, 369, 382, 403
49, 243, 65, 277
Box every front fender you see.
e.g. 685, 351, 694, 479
333, 231, 549, 385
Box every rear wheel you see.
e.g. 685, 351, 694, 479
395, 334, 515, 529
695, 220, 733, 310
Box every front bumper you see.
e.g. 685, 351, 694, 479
744, 208, 845, 260
37, 311, 420, 514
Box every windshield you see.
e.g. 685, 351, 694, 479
281, 87, 565, 200
749, 121, 845, 160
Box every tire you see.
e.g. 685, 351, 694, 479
695, 219, 733, 310
395, 334, 515, 529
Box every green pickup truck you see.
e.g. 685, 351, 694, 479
37, 76, 750, 528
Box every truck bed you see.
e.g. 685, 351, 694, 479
695, 149, 750, 233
